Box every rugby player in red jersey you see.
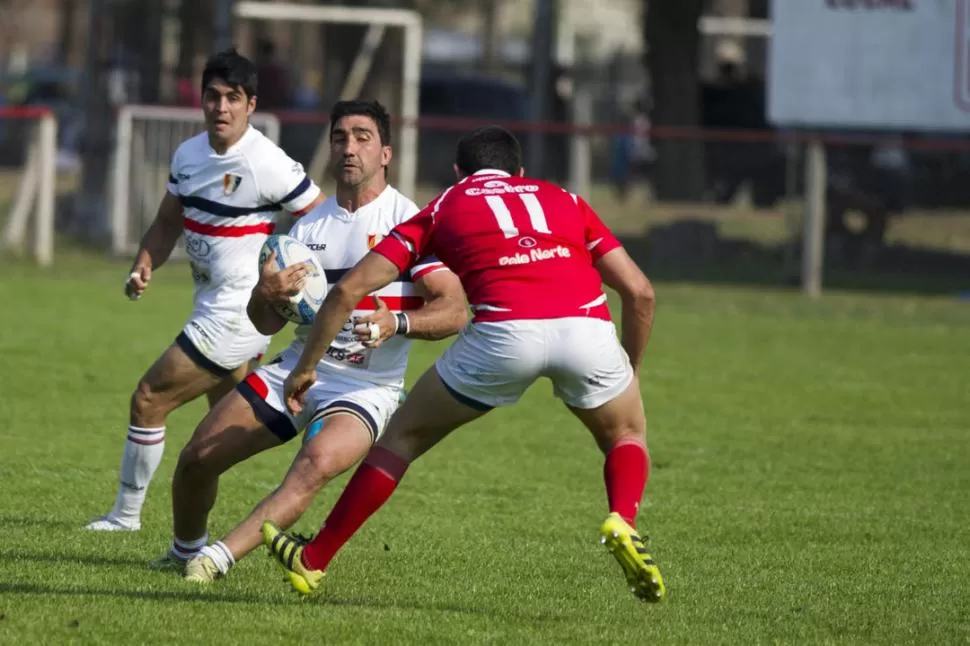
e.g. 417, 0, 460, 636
263, 126, 664, 602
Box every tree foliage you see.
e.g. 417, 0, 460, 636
644, 0, 707, 201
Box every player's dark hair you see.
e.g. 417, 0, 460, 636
455, 126, 522, 176
329, 99, 392, 146
201, 48, 258, 99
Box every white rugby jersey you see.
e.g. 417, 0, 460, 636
287, 186, 448, 387
167, 125, 321, 319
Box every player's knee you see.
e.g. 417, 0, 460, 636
614, 424, 645, 445
130, 380, 166, 426
289, 446, 343, 493
175, 437, 219, 480
585, 399, 646, 453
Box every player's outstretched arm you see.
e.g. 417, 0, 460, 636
138, 192, 184, 268
125, 192, 183, 299
595, 247, 656, 375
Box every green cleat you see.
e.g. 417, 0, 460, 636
262, 521, 325, 595
600, 512, 666, 602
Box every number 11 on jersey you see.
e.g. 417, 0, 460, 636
484, 194, 551, 239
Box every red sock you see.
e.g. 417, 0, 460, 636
603, 438, 649, 526
301, 446, 409, 571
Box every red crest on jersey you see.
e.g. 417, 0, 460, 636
223, 173, 243, 195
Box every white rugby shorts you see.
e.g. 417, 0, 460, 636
176, 307, 271, 377
434, 317, 634, 410
236, 346, 403, 443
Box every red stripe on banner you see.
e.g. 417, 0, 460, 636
184, 217, 275, 237
0, 105, 53, 119
355, 295, 424, 311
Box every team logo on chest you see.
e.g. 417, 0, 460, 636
367, 233, 383, 249
223, 173, 243, 195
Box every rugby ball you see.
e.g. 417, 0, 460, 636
258, 234, 328, 325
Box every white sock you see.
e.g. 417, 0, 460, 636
199, 541, 236, 575
172, 533, 209, 560
109, 426, 165, 524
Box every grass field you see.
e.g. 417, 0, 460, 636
1, 256, 969, 644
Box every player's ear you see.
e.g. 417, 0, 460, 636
453, 164, 463, 181
516, 167, 525, 177
247, 95, 257, 116
382, 144, 393, 167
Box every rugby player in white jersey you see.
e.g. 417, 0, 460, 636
85, 49, 324, 532
144, 100, 467, 577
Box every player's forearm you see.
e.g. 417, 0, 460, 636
403, 296, 468, 341
296, 283, 360, 372
619, 284, 656, 372
247, 290, 287, 336
135, 216, 183, 270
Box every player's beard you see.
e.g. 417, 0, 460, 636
334, 162, 371, 188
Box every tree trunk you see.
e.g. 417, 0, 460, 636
114, 0, 162, 103
644, 0, 706, 201
481, 0, 502, 74
137, 0, 164, 103
176, 0, 196, 80
56, 0, 77, 65
74, 0, 113, 242
318, 0, 368, 106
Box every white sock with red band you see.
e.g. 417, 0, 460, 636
109, 425, 166, 525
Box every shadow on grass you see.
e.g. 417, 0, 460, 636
0, 581, 295, 607
0, 580, 570, 623
0, 515, 84, 530
0, 548, 147, 570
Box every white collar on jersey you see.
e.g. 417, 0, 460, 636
472, 169, 511, 177
334, 183, 395, 217
207, 124, 256, 156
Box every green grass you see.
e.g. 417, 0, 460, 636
1, 256, 970, 645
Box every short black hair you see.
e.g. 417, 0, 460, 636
329, 99, 392, 146
455, 126, 522, 176
201, 48, 258, 99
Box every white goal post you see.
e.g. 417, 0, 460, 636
110, 105, 281, 256
0, 106, 57, 267
233, 1, 422, 198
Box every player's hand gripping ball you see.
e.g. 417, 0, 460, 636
258, 234, 328, 324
